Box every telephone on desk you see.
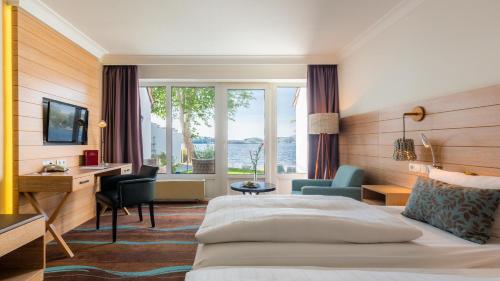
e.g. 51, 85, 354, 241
43, 164, 68, 173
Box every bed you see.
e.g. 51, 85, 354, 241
193, 203, 500, 269
186, 267, 500, 281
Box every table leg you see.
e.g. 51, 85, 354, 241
23, 192, 75, 258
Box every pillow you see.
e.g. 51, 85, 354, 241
402, 177, 500, 244
429, 168, 500, 189
428, 168, 500, 239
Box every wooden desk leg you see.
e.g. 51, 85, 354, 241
23, 192, 75, 258
99, 205, 130, 216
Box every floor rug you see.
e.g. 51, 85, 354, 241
45, 203, 206, 280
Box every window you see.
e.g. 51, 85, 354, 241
139, 83, 307, 181
276, 87, 308, 174
171, 87, 216, 174
227, 89, 265, 175
140, 86, 168, 173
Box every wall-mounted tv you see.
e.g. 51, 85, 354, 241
43, 98, 88, 145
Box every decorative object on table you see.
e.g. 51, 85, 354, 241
308, 112, 339, 179
83, 149, 99, 166
230, 181, 276, 195
98, 120, 108, 166
242, 181, 260, 188
249, 143, 264, 181
421, 133, 442, 169
393, 106, 425, 161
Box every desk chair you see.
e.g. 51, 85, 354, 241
96, 165, 159, 242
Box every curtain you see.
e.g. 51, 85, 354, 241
102, 65, 143, 173
307, 65, 339, 179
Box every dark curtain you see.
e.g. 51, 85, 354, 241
307, 65, 339, 179
102, 65, 143, 173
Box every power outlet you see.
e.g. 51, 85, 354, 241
409, 163, 427, 173
56, 159, 67, 168
42, 160, 55, 166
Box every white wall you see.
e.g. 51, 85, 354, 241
339, 0, 500, 116
139, 65, 307, 81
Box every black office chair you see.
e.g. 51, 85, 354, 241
96, 165, 159, 242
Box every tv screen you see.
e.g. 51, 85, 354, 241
47, 101, 77, 142
43, 98, 88, 145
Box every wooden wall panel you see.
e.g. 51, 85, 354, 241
339, 84, 500, 188
13, 8, 102, 238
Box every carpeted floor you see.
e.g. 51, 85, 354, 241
45, 203, 206, 280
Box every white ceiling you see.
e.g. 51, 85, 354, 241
40, 0, 402, 57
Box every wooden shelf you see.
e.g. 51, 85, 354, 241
362, 198, 385, 206
362, 185, 411, 206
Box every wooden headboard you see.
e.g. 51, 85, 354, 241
339, 85, 500, 188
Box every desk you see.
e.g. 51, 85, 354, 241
19, 163, 132, 258
0, 214, 45, 281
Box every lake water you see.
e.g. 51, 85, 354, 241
193, 142, 296, 171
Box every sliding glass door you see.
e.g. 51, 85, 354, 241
139, 82, 306, 195
227, 89, 266, 176
171, 87, 216, 174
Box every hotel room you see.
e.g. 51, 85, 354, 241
0, 0, 499, 280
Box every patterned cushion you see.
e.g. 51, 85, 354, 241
402, 177, 500, 244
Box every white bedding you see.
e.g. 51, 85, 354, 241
193, 206, 500, 269
206, 195, 369, 213
196, 195, 422, 244
186, 267, 500, 281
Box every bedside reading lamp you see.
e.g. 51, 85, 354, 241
98, 120, 107, 166
393, 106, 425, 161
308, 113, 339, 179
421, 133, 442, 169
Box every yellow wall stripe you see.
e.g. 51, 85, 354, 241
2, 2, 13, 214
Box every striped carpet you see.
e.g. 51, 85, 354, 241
45, 203, 206, 280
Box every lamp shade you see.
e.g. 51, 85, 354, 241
308, 113, 339, 135
393, 138, 417, 161
98, 120, 107, 128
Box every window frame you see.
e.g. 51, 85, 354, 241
139, 81, 307, 184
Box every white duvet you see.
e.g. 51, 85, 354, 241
196, 195, 422, 244
186, 267, 500, 281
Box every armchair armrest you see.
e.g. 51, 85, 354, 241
291, 179, 333, 191
301, 186, 362, 200
117, 178, 156, 207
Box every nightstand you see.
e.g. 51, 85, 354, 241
361, 185, 412, 206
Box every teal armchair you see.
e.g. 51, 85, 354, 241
291, 165, 364, 200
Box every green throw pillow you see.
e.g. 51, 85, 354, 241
402, 177, 500, 244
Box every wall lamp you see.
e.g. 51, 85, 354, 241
393, 106, 425, 161
421, 133, 442, 169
